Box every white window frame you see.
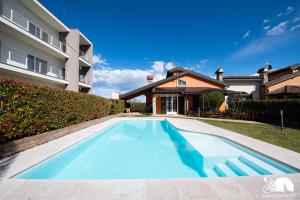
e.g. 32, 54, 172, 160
177, 79, 186, 87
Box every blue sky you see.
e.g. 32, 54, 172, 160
40, 0, 300, 98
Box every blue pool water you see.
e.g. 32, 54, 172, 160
15, 120, 299, 179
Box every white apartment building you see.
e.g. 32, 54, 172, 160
0, 0, 93, 93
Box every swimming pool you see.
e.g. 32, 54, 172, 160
15, 119, 299, 179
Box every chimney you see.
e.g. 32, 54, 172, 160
262, 67, 269, 84
215, 68, 224, 81
257, 63, 271, 84
146, 75, 153, 84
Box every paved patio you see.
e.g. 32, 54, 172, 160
0, 117, 299, 200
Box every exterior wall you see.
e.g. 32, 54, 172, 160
224, 79, 261, 100
157, 74, 222, 89
267, 75, 300, 93
0, 0, 93, 93
5, 0, 60, 40
0, 31, 65, 71
0, 69, 65, 89
188, 96, 193, 110
156, 96, 161, 114
145, 91, 153, 107
65, 30, 80, 92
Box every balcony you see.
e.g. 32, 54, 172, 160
0, 1, 66, 53
79, 50, 92, 67
0, 46, 67, 81
79, 74, 91, 87
79, 54, 92, 64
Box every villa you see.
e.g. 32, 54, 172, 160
0, 0, 93, 93
120, 63, 300, 115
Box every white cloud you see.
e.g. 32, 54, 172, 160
93, 54, 108, 65
266, 21, 289, 36
243, 30, 251, 39
278, 6, 294, 17
286, 6, 294, 15
263, 19, 270, 24
290, 24, 300, 31
151, 61, 165, 74
294, 15, 300, 23
199, 59, 208, 64
92, 60, 181, 98
231, 32, 293, 59
264, 26, 271, 30
165, 62, 176, 70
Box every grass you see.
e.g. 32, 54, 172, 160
200, 119, 300, 153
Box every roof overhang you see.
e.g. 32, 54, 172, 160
80, 32, 93, 45
21, 0, 70, 32
265, 71, 300, 87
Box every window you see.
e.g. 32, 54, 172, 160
36, 27, 41, 38
28, 22, 36, 35
29, 22, 41, 38
177, 79, 186, 87
36, 57, 47, 74
27, 55, 35, 71
42, 31, 49, 43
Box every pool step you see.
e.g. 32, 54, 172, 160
226, 158, 260, 176
239, 156, 284, 175
204, 169, 219, 177
213, 163, 237, 177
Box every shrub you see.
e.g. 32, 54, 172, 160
0, 79, 123, 143
202, 91, 225, 111
240, 99, 300, 126
129, 102, 146, 113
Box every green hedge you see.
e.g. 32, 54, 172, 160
0, 79, 123, 143
238, 99, 300, 126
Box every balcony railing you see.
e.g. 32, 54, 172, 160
0, 46, 67, 80
0, 0, 66, 53
79, 54, 92, 64
79, 74, 91, 85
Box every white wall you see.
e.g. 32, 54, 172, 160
0, 31, 64, 71
5, 0, 60, 40
225, 80, 261, 100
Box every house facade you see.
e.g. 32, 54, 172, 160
120, 63, 300, 115
120, 68, 227, 115
0, 0, 93, 93
264, 64, 300, 99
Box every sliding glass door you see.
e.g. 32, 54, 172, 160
166, 96, 178, 114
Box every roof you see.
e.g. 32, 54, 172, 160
120, 68, 226, 100
268, 85, 300, 95
268, 63, 300, 75
265, 71, 300, 87
257, 64, 272, 73
166, 67, 226, 86
120, 72, 188, 100
223, 76, 261, 80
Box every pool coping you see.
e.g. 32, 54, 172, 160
0, 117, 300, 200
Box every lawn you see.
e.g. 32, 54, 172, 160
200, 119, 300, 153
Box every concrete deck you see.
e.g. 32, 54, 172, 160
0, 117, 299, 200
